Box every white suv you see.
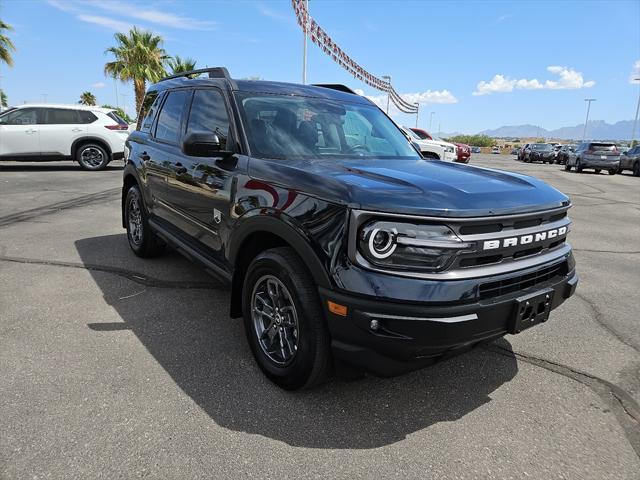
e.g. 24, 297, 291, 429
0, 104, 129, 170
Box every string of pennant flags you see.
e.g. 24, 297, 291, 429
291, 0, 419, 114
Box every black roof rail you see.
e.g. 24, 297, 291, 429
312, 84, 357, 95
159, 67, 232, 83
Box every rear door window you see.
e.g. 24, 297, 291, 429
154, 90, 189, 144
44, 108, 79, 125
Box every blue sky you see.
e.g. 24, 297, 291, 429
1, 0, 639, 134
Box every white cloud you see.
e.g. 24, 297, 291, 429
87, 1, 215, 30
365, 90, 458, 115
48, 0, 214, 31
496, 14, 512, 22
92, 81, 106, 89
630, 60, 640, 84
77, 14, 133, 32
473, 66, 595, 95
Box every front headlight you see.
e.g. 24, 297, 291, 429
358, 220, 472, 272
445, 146, 455, 153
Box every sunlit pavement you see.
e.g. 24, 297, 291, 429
1, 156, 639, 479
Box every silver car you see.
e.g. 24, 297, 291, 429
565, 142, 621, 175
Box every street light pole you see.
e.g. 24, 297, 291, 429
302, 0, 308, 84
429, 111, 435, 131
381, 75, 391, 114
582, 98, 596, 142
415, 103, 419, 128
631, 78, 640, 147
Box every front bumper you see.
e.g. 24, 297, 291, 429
321, 265, 577, 377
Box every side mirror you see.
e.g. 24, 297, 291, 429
182, 132, 233, 158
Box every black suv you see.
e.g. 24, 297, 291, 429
122, 68, 578, 390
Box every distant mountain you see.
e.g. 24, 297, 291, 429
478, 120, 634, 141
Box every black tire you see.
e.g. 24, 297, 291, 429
564, 164, 571, 171
575, 159, 583, 173
124, 185, 165, 258
594, 169, 601, 174
608, 169, 616, 175
242, 247, 332, 390
633, 162, 640, 177
76, 142, 110, 171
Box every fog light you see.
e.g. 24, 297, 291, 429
370, 319, 380, 331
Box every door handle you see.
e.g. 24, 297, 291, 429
138, 152, 150, 161
174, 162, 187, 174
71, 128, 83, 132
25, 129, 37, 134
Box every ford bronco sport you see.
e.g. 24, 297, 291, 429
122, 68, 578, 390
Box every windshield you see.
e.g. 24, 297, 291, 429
235, 92, 420, 160
411, 129, 431, 140
531, 144, 552, 151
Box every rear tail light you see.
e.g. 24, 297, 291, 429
105, 124, 128, 131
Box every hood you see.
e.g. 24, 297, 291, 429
248, 158, 569, 217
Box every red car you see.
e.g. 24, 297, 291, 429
410, 128, 470, 163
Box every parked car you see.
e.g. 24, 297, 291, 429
491, 146, 500, 154
523, 143, 555, 163
565, 142, 621, 174
0, 104, 129, 170
470, 146, 481, 154
510, 147, 520, 156
453, 142, 471, 163
555, 145, 575, 165
408, 128, 458, 162
619, 145, 640, 176
123, 67, 577, 390
518, 143, 530, 161
399, 126, 445, 160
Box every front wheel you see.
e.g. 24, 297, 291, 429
243, 247, 332, 390
575, 159, 583, 173
633, 162, 640, 177
77, 143, 109, 170
608, 169, 616, 175
595, 169, 601, 174
564, 164, 571, 171
124, 185, 165, 258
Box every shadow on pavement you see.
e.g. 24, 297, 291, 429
76, 234, 518, 449
0, 162, 123, 172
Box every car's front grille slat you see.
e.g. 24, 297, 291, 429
478, 261, 568, 299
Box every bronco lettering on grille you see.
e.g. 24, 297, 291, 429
482, 226, 567, 251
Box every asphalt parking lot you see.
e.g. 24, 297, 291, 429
1, 155, 639, 479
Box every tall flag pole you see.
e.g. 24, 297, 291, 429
292, 0, 418, 115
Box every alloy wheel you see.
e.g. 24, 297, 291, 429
80, 147, 105, 168
127, 194, 144, 246
251, 275, 299, 366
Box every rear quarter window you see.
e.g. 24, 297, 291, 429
78, 111, 98, 124
137, 91, 161, 132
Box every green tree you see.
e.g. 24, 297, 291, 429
167, 55, 197, 75
78, 91, 97, 106
104, 27, 168, 116
0, 89, 7, 108
448, 134, 495, 147
0, 18, 15, 67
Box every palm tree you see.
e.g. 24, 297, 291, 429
167, 55, 197, 75
0, 89, 7, 108
79, 91, 97, 106
0, 19, 15, 67
104, 27, 168, 116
